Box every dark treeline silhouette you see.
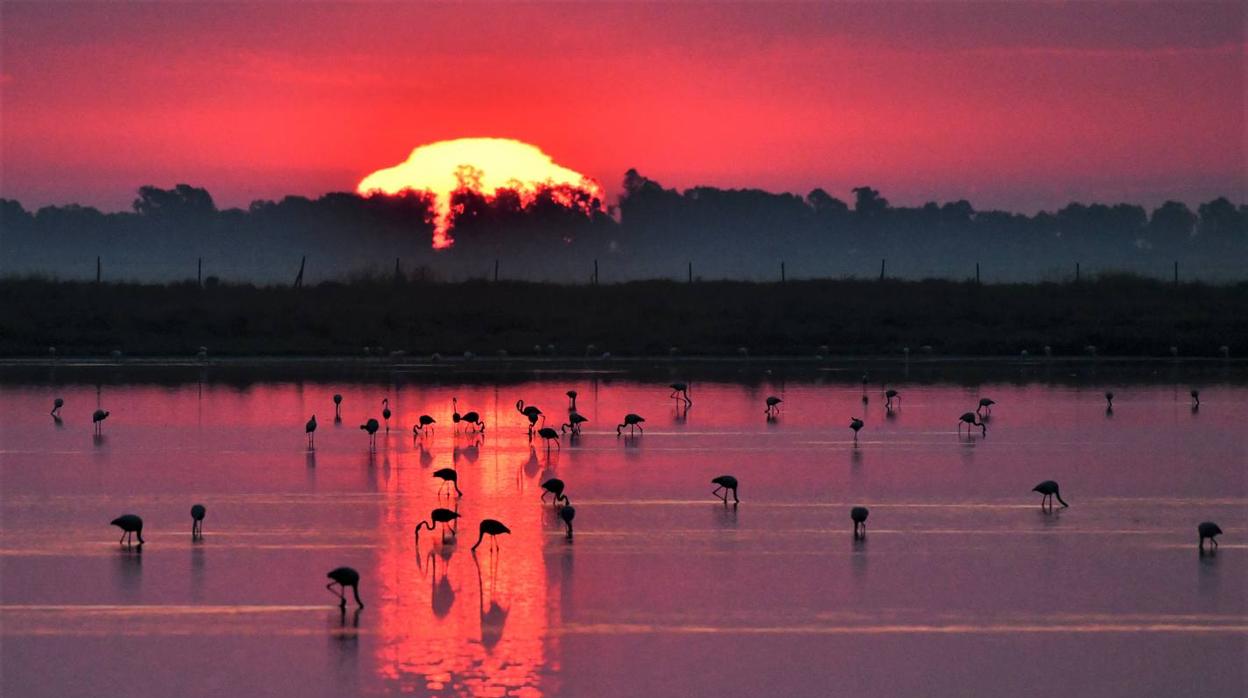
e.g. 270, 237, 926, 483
2, 172, 1245, 283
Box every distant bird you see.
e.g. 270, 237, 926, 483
190, 504, 206, 538
559, 505, 576, 540
561, 412, 588, 435
850, 417, 864, 442
1033, 480, 1068, 508
305, 415, 317, 447
433, 468, 463, 497
381, 398, 392, 432
711, 475, 739, 504
415, 508, 461, 544
617, 413, 645, 436
851, 506, 869, 538
669, 383, 692, 406
884, 389, 899, 409
333, 394, 343, 418
413, 415, 436, 435
326, 567, 364, 609
110, 514, 144, 546
977, 398, 995, 415
360, 418, 380, 448
537, 427, 560, 450
471, 519, 511, 552
765, 396, 782, 417
540, 478, 569, 505
1105, 391, 1114, 410
1190, 390, 1200, 408
566, 390, 578, 410
958, 412, 987, 436
1198, 521, 1222, 551
51, 398, 64, 417
92, 408, 110, 433
861, 394, 869, 406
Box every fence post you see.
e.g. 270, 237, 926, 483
976, 262, 980, 284
781, 261, 786, 283
1173, 260, 1178, 287
96, 256, 101, 284
197, 257, 202, 288
688, 261, 692, 283
494, 259, 499, 282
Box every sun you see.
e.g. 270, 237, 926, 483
357, 137, 604, 249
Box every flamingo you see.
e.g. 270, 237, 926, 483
110, 514, 144, 546
711, 475, 739, 504
559, 505, 576, 540
1105, 391, 1114, 410
884, 389, 899, 409
669, 383, 692, 406
415, 508, 461, 544
765, 396, 782, 417
381, 398, 392, 432
537, 427, 560, 451
413, 415, 436, 435
452, 397, 462, 431
561, 412, 588, 435
462, 409, 485, 433
524, 411, 541, 438
958, 411, 986, 436
1190, 389, 1200, 408
977, 398, 995, 415
326, 567, 364, 609
472, 519, 511, 552
617, 413, 645, 436
333, 394, 342, 419
305, 415, 317, 447
1198, 521, 1222, 550
566, 390, 578, 410
1033, 480, 1068, 508
92, 408, 109, 434
850, 417, 864, 442
540, 478, 569, 505
51, 398, 64, 417
433, 468, 463, 497
190, 504, 206, 538
851, 506, 869, 538
360, 418, 380, 448
516, 401, 544, 431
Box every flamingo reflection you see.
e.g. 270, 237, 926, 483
474, 548, 509, 650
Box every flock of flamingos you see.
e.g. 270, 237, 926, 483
49, 379, 1225, 611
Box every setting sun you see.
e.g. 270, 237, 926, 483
357, 138, 604, 249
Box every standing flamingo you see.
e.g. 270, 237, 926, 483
516, 401, 544, 431
452, 397, 462, 431
472, 519, 511, 552
326, 567, 364, 609
977, 398, 995, 415
360, 418, 380, 449
305, 415, 317, 447
433, 468, 463, 497
92, 408, 110, 434
333, 394, 343, 419
110, 514, 144, 546
669, 383, 692, 406
559, 505, 576, 540
381, 398, 392, 432
414, 415, 436, 435
561, 412, 588, 435
1198, 521, 1222, 550
51, 398, 64, 417
524, 411, 541, 438
190, 504, 206, 538
851, 506, 869, 538
711, 475, 739, 504
540, 478, 569, 505
566, 390, 578, 410
958, 412, 986, 436
537, 427, 560, 451
1190, 389, 1200, 408
415, 508, 461, 544
617, 413, 645, 436
1033, 480, 1069, 508
765, 396, 782, 417
850, 417, 864, 442
884, 389, 899, 409
1105, 391, 1115, 410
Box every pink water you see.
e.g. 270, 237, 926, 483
2, 366, 1245, 697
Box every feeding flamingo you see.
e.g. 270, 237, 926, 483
850, 417, 864, 442
190, 504, 206, 538
851, 506, 869, 538
1033, 480, 1069, 508
669, 383, 692, 406
977, 398, 995, 415
765, 396, 782, 417
326, 567, 364, 609
360, 418, 380, 448
415, 508, 461, 544
472, 519, 511, 552
1198, 521, 1222, 551
958, 412, 986, 436
540, 478, 569, 506
561, 412, 588, 435
110, 514, 144, 546
92, 408, 110, 434
617, 413, 645, 436
711, 475, 739, 504
433, 468, 463, 497
559, 505, 576, 540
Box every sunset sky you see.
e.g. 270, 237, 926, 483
1, 1, 1243, 213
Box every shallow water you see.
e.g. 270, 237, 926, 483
2, 366, 1245, 697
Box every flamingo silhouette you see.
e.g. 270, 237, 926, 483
524, 411, 541, 438
559, 505, 576, 540
326, 567, 364, 609
472, 519, 511, 552
540, 478, 569, 506
669, 383, 692, 406
413, 415, 436, 435
1190, 389, 1200, 408
51, 398, 64, 417
190, 504, 205, 538
850, 417, 864, 443
360, 418, 379, 449
977, 398, 995, 415
305, 415, 317, 447
1033, 480, 1068, 508
452, 397, 462, 431
765, 396, 782, 417
537, 427, 560, 451
110, 514, 144, 546
566, 390, 578, 410
516, 401, 544, 432
381, 399, 391, 432
1105, 391, 1115, 410
333, 394, 342, 419
958, 412, 986, 436
884, 389, 899, 409
851, 506, 869, 538
1198, 521, 1222, 550
561, 412, 588, 435
415, 508, 461, 544
617, 413, 645, 436
711, 475, 739, 504
433, 468, 463, 497
92, 408, 110, 434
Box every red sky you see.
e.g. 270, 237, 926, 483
1, 1, 1243, 212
